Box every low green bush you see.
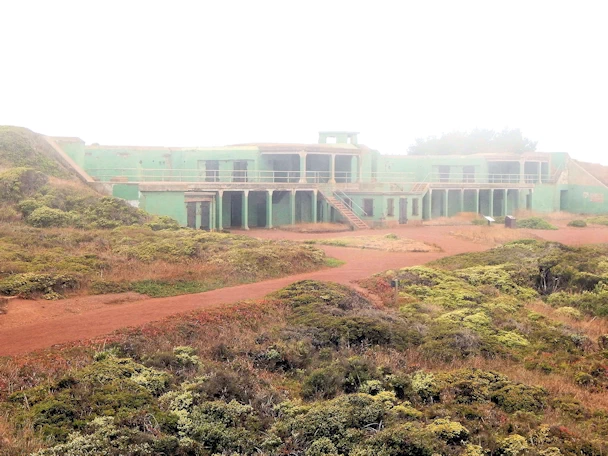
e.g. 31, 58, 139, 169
26, 206, 73, 228
518, 217, 558, 230
567, 219, 587, 228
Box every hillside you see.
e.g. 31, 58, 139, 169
1, 240, 608, 455
0, 127, 327, 300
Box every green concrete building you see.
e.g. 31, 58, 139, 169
46, 132, 608, 230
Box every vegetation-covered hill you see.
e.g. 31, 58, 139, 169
0, 127, 327, 299
2, 240, 608, 455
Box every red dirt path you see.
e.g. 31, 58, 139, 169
1, 225, 607, 357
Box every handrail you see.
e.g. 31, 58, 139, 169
333, 189, 368, 217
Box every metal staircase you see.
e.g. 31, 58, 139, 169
320, 190, 369, 230
410, 182, 429, 194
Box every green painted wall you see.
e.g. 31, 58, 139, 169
140, 191, 187, 226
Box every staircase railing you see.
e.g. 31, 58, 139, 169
333, 189, 368, 217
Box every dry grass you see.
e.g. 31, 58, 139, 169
307, 234, 440, 252
449, 225, 542, 246
422, 213, 478, 226
527, 300, 608, 341
279, 222, 351, 233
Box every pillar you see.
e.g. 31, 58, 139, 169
444, 190, 449, 217
475, 189, 480, 214
217, 191, 223, 230
428, 189, 433, 219
357, 155, 363, 183
266, 190, 273, 229
329, 154, 336, 184
312, 190, 318, 223
489, 189, 494, 217
242, 190, 249, 230
503, 189, 508, 216
290, 190, 296, 225
538, 161, 542, 184
459, 189, 464, 214
519, 159, 525, 184
299, 152, 307, 183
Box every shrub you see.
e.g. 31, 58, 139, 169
0, 167, 48, 202
567, 219, 587, 228
518, 217, 557, 230
26, 206, 73, 228
0, 272, 79, 298
425, 418, 469, 444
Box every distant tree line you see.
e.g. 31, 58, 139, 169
407, 128, 537, 156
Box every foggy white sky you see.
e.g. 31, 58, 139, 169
1, 1, 607, 164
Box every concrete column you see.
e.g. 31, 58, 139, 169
503, 189, 508, 216
266, 190, 273, 229
538, 161, 542, 184
217, 191, 223, 231
312, 190, 318, 223
459, 189, 464, 214
519, 160, 525, 184
329, 154, 336, 184
444, 190, 449, 217
242, 190, 249, 230
299, 152, 307, 183
475, 189, 480, 214
290, 190, 296, 225
489, 189, 494, 217
428, 189, 433, 219
357, 155, 362, 183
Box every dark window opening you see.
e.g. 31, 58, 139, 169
438, 165, 450, 182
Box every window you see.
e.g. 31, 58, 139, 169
438, 165, 450, 182
412, 198, 419, 216
387, 198, 394, 217
363, 198, 374, 216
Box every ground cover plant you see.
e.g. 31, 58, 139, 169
2, 249, 608, 455
517, 217, 558, 230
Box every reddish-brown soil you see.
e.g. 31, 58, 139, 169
1, 224, 608, 357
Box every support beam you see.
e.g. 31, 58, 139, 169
503, 189, 508, 216
312, 190, 318, 223
299, 152, 307, 183
217, 191, 223, 231
357, 155, 362, 183
489, 189, 494, 217
538, 161, 542, 184
329, 154, 336, 184
290, 190, 296, 225
242, 190, 249, 230
444, 190, 449, 217
428, 189, 433, 219
266, 190, 273, 229
475, 189, 480, 214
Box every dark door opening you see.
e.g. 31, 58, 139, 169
231, 193, 242, 227
399, 198, 408, 224
186, 202, 197, 228
200, 202, 211, 230
205, 160, 219, 182
233, 161, 248, 182
526, 192, 532, 210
